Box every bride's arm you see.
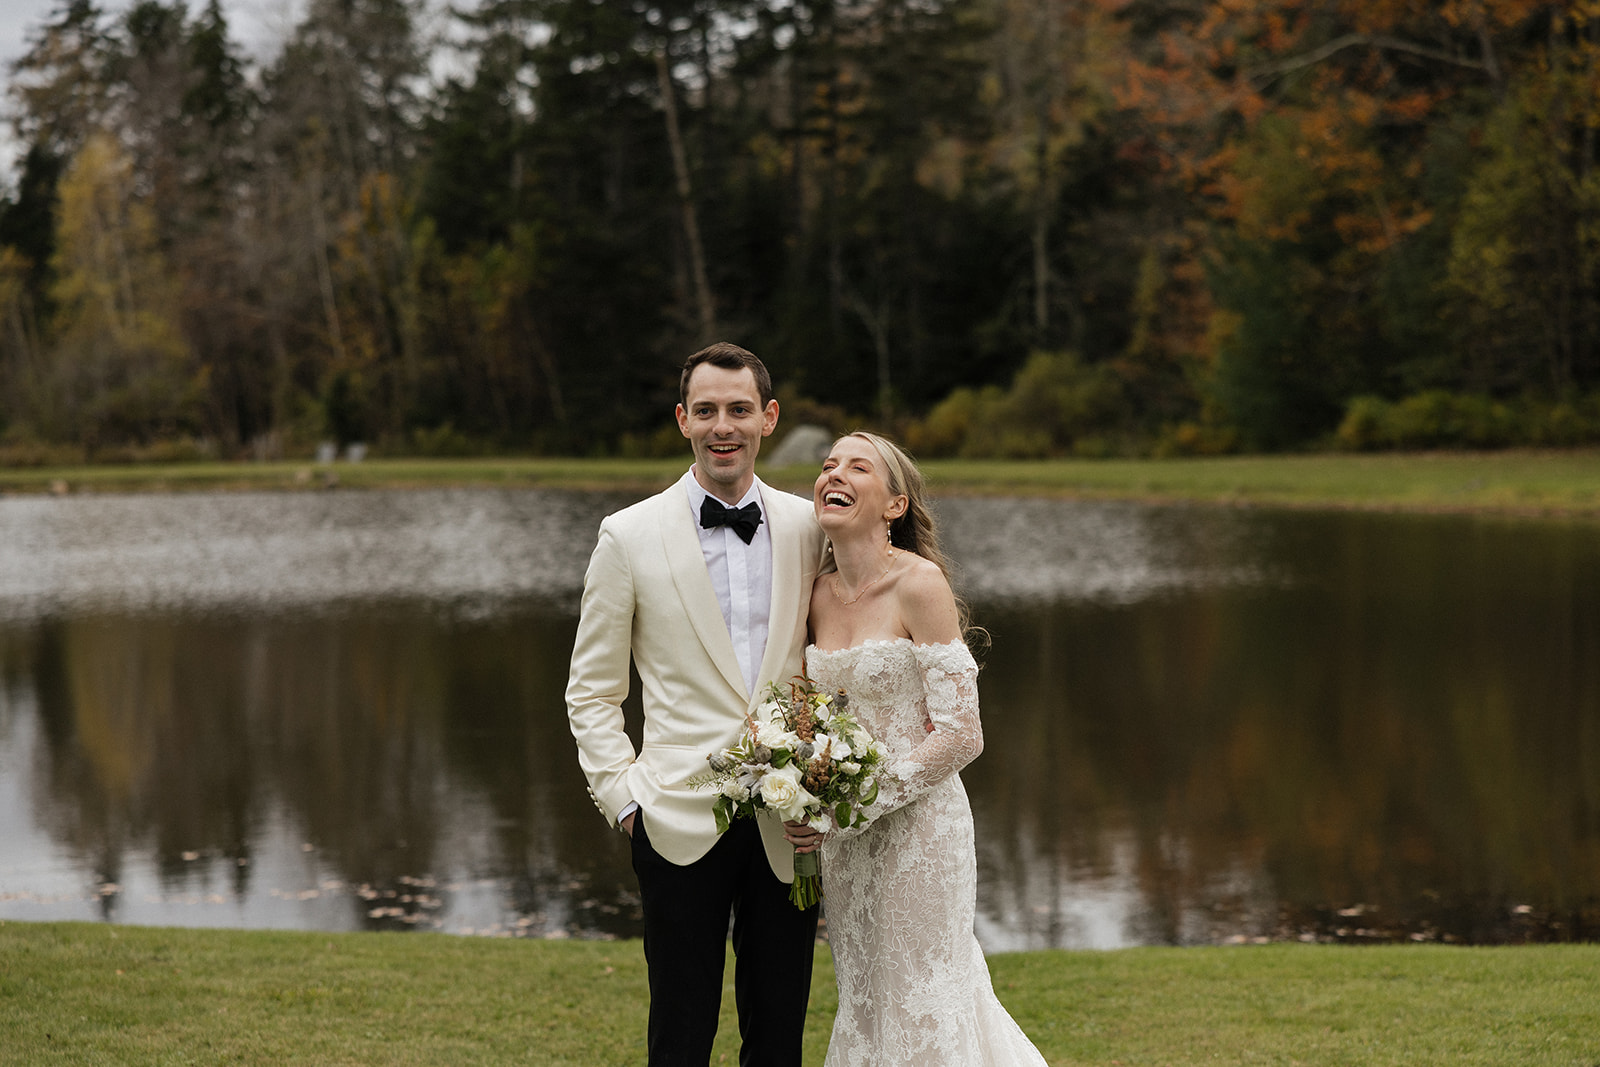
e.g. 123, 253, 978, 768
829, 563, 983, 838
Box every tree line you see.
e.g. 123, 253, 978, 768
2, 0, 1599, 462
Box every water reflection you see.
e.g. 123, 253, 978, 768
969, 513, 1600, 948
0, 489, 1596, 947
0, 607, 629, 938
938, 496, 1272, 604
0, 489, 634, 619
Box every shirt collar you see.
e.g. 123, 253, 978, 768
682, 467, 763, 514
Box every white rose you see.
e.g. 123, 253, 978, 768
756, 718, 800, 751
756, 763, 817, 822
721, 779, 750, 802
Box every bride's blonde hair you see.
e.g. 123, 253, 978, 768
844, 431, 983, 648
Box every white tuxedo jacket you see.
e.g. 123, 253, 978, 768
566, 474, 826, 877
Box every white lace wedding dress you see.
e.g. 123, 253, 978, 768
806, 638, 1048, 1067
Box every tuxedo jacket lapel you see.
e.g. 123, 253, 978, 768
661, 489, 749, 699
755, 480, 803, 700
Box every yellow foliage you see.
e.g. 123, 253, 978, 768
49, 132, 197, 442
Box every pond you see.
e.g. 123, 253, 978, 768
0, 486, 1596, 949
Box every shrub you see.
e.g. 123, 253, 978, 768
0, 436, 88, 467
409, 422, 485, 457
1334, 391, 1600, 450
1523, 400, 1596, 446
903, 352, 1127, 459
1334, 396, 1393, 451
614, 423, 687, 459
903, 386, 989, 458
1154, 421, 1240, 457
90, 437, 217, 464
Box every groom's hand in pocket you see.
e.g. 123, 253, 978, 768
621, 811, 637, 837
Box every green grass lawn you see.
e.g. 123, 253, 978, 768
4, 450, 1600, 517
914, 451, 1600, 516
2, 922, 1596, 1065
0, 457, 696, 497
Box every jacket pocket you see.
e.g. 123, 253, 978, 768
636, 741, 710, 791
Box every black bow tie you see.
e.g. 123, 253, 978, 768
700, 496, 763, 544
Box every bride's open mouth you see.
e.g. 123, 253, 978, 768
822, 490, 854, 509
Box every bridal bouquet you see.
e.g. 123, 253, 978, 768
693, 676, 885, 908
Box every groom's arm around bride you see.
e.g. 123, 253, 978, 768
566, 343, 826, 1067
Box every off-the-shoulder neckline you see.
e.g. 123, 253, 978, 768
806, 637, 967, 656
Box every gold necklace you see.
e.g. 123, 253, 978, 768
832, 548, 896, 605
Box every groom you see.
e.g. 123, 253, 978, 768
566, 343, 826, 1066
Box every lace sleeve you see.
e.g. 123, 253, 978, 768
834, 641, 984, 838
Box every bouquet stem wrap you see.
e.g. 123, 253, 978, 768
791, 848, 822, 909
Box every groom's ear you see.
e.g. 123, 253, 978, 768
676, 403, 691, 438
761, 399, 779, 437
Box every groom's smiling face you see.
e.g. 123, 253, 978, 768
677, 363, 779, 503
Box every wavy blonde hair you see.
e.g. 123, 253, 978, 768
844, 431, 983, 648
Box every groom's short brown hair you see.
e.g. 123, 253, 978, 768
680, 342, 773, 408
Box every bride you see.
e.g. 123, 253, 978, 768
788, 431, 1048, 1066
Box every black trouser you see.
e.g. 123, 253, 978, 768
630, 813, 818, 1067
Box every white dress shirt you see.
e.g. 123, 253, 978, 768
682, 469, 773, 694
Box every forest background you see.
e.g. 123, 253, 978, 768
3, 0, 1600, 464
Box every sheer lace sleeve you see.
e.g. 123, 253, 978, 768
833, 640, 984, 838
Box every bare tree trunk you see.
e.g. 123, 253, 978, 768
1471, 1, 1503, 94
1033, 138, 1050, 333
523, 307, 567, 424
845, 286, 892, 421
656, 50, 716, 342
822, 18, 844, 342
305, 153, 346, 363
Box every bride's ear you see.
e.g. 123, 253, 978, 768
885, 496, 908, 521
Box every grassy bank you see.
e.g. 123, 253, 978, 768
2, 922, 1596, 1065
3, 449, 1600, 517
917, 450, 1600, 516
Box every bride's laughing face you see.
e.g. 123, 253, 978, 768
814, 437, 906, 543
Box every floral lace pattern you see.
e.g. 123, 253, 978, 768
806, 639, 1048, 1067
